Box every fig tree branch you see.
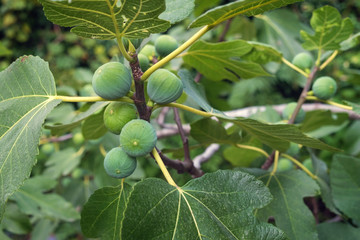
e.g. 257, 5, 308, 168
173, 108, 192, 166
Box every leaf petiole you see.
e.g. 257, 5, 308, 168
281, 153, 317, 180
152, 148, 177, 187
320, 50, 338, 70
236, 144, 269, 158
306, 96, 352, 110
270, 151, 280, 175
159, 103, 213, 118
281, 57, 309, 78
53, 95, 134, 103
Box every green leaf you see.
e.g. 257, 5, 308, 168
242, 42, 283, 64
307, 149, 339, 214
300, 6, 353, 51
81, 183, 132, 239
223, 138, 263, 167
159, 0, 195, 24
317, 222, 360, 240
190, 0, 303, 28
340, 32, 360, 51
2, 204, 31, 235
246, 169, 320, 240
39, 0, 170, 39
301, 110, 349, 138
122, 170, 286, 239
190, 118, 240, 144
229, 117, 338, 152
183, 40, 269, 81
81, 109, 108, 140
12, 176, 80, 221
330, 154, 360, 222
43, 148, 83, 179
0, 56, 61, 220
45, 102, 108, 136
178, 69, 224, 116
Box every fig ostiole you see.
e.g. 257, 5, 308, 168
103, 102, 138, 135
146, 69, 183, 104
104, 147, 137, 179
92, 62, 132, 100
119, 119, 157, 157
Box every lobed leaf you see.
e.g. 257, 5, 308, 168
190, 0, 303, 28
330, 154, 360, 222
0, 56, 61, 220
81, 183, 132, 240
300, 6, 353, 51
246, 169, 320, 240
39, 0, 170, 39
121, 170, 286, 239
183, 40, 270, 81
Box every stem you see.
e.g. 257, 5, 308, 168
53, 95, 134, 103
152, 148, 177, 187
320, 50, 338, 70
161, 103, 213, 118
173, 108, 192, 166
306, 96, 353, 110
141, 25, 212, 81
316, 49, 322, 67
288, 66, 319, 124
281, 153, 317, 179
236, 144, 269, 158
281, 57, 309, 78
218, 19, 233, 42
270, 151, 280, 175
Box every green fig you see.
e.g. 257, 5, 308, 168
92, 62, 132, 100
103, 102, 138, 135
155, 35, 178, 58
104, 147, 137, 178
292, 52, 314, 71
147, 69, 183, 104
312, 76, 337, 100
120, 119, 157, 157
138, 53, 151, 72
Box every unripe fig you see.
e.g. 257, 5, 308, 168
92, 62, 132, 100
155, 35, 178, 57
303, 158, 314, 173
73, 132, 85, 145
41, 143, 55, 155
312, 76, 337, 100
103, 102, 138, 135
147, 69, 183, 104
122, 37, 143, 50
104, 147, 137, 178
282, 102, 305, 123
139, 45, 157, 60
138, 53, 151, 72
292, 52, 313, 71
120, 119, 157, 157
277, 158, 294, 172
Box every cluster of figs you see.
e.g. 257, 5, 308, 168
282, 52, 338, 123
92, 35, 181, 179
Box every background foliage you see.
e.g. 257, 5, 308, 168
1, 0, 360, 239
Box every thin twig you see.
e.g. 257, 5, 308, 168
173, 108, 192, 166
218, 18, 233, 42
193, 144, 220, 169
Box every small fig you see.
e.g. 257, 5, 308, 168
147, 69, 183, 104
139, 45, 157, 61
292, 52, 313, 71
155, 35, 178, 58
120, 119, 157, 157
282, 102, 305, 123
103, 102, 138, 135
312, 76, 337, 100
138, 53, 151, 72
92, 62, 132, 100
73, 132, 85, 145
41, 143, 55, 155
277, 158, 294, 172
104, 147, 137, 178
303, 158, 314, 173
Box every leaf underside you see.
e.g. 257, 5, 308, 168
0, 56, 60, 219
